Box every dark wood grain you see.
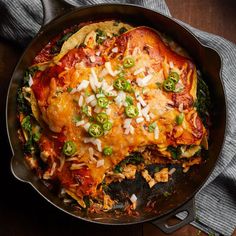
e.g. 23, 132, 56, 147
166, 0, 236, 43
0, 1, 236, 236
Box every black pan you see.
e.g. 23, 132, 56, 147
6, 0, 227, 234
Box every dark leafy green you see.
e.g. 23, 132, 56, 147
119, 27, 128, 35
23, 66, 38, 86
194, 76, 211, 126
96, 29, 107, 44
167, 146, 182, 160
17, 89, 31, 114
113, 152, 144, 173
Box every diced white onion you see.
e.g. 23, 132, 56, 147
149, 113, 155, 119
70, 163, 86, 170
89, 68, 101, 92
83, 123, 91, 131
105, 61, 119, 77
193, 113, 198, 128
49, 162, 57, 176
141, 105, 150, 117
88, 147, 94, 159
154, 126, 159, 140
99, 68, 108, 77
78, 95, 84, 107
106, 90, 117, 97
178, 103, 184, 112
111, 47, 118, 53
96, 159, 104, 167
136, 117, 144, 123
94, 106, 102, 113
115, 91, 126, 107
95, 51, 101, 56
137, 95, 146, 107
76, 120, 85, 126
75, 80, 89, 92
95, 139, 102, 152
28, 74, 33, 87
130, 125, 135, 134
84, 138, 102, 152
86, 94, 95, 104
124, 128, 130, 135
169, 61, 174, 68
133, 67, 145, 76
96, 93, 105, 98
137, 103, 142, 117
168, 168, 176, 175
90, 99, 97, 107
130, 194, 137, 203
145, 114, 150, 122
136, 74, 152, 87
124, 119, 132, 129
89, 55, 96, 63
132, 47, 141, 56
106, 108, 111, 115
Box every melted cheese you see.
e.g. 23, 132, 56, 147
30, 24, 207, 198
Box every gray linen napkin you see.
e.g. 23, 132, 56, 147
0, 0, 235, 235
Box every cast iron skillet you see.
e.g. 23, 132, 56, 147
6, 0, 226, 234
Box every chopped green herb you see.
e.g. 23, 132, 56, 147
96, 29, 107, 44
73, 115, 82, 123
119, 27, 128, 35
103, 146, 113, 156
194, 77, 211, 127
21, 115, 32, 133
23, 66, 38, 86
156, 82, 162, 89
176, 113, 184, 125
125, 96, 133, 106
167, 146, 182, 160
82, 105, 89, 116
85, 89, 91, 97
32, 131, 41, 142
83, 196, 90, 208
67, 87, 73, 93
122, 152, 144, 165
24, 138, 35, 154
114, 165, 123, 173
17, 89, 31, 114
163, 191, 171, 197
154, 166, 160, 173
148, 122, 157, 133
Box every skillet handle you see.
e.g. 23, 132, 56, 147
151, 198, 195, 234
41, 0, 76, 26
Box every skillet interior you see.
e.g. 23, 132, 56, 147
7, 4, 226, 224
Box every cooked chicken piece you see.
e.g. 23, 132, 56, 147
103, 194, 115, 211
142, 170, 156, 188
123, 164, 137, 179
182, 156, 202, 173
154, 168, 169, 182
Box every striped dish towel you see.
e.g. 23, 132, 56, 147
0, 0, 235, 235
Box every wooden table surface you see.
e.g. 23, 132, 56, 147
0, 1, 235, 236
